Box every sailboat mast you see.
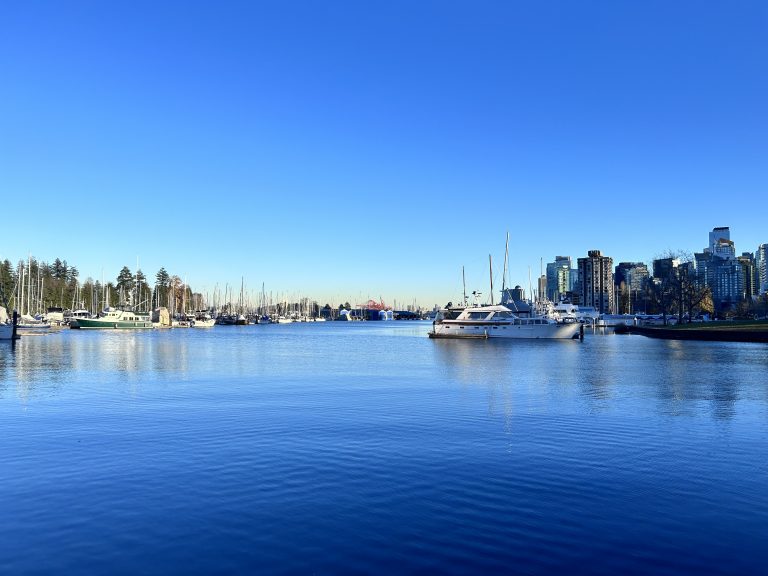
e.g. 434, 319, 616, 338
528, 266, 532, 304
20, 263, 25, 316
502, 232, 509, 294
489, 254, 494, 306
462, 266, 467, 306
27, 254, 31, 316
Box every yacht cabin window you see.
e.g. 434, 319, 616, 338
467, 312, 488, 320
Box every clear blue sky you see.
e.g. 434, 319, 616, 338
2, 1, 766, 307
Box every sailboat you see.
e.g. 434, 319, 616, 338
236, 278, 247, 325
0, 280, 19, 340
256, 283, 271, 324
15, 258, 50, 331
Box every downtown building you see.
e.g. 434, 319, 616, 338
545, 256, 574, 302
577, 250, 615, 314
756, 244, 768, 295
736, 253, 758, 300
614, 262, 650, 313
701, 227, 746, 312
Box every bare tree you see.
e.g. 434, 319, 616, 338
683, 282, 712, 322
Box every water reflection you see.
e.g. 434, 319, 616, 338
1, 330, 198, 401
430, 335, 768, 420
2, 327, 767, 421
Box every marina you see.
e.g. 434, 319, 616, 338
2, 2, 767, 573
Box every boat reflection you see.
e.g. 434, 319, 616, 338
430, 336, 768, 421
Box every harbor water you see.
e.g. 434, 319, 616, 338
1, 323, 767, 574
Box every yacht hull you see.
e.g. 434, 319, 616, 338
72, 319, 153, 329
430, 322, 581, 339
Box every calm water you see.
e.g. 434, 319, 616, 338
1, 323, 767, 575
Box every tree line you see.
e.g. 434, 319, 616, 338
615, 250, 768, 322
0, 257, 198, 315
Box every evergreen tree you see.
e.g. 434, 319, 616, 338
135, 270, 151, 309
155, 267, 170, 287
116, 266, 134, 304
52, 258, 65, 280
0, 260, 14, 309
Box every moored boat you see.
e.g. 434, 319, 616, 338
552, 300, 599, 324
190, 311, 216, 327
0, 322, 16, 340
71, 307, 153, 329
16, 314, 52, 332
429, 304, 582, 339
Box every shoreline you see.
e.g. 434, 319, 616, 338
616, 322, 768, 343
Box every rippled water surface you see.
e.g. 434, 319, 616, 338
1, 323, 767, 574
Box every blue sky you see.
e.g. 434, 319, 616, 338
2, 1, 766, 307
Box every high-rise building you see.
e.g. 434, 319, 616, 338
709, 227, 736, 260
653, 257, 680, 280
693, 252, 710, 290
756, 244, 768, 295
710, 257, 744, 309
614, 262, 649, 313
577, 250, 614, 314
703, 227, 742, 311
737, 253, 757, 300
709, 227, 731, 254
537, 275, 547, 301
545, 256, 573, 302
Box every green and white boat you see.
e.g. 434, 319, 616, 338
71, 307, 153, 329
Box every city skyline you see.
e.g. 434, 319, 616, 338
2, 2, 766, 306
2, 223, 764, 311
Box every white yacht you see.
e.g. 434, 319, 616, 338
429, 304, 582, 340
552, 301, 600, 324
175, 311, 216, 328
191, 311, 216, 328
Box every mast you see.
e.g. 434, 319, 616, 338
502, 232, 509, 294
19, 262, 25, 316
135, 256, 139, 309
489, 254, 494, 306
462, 266, 467, 306
27, 254, 31, 316
528, 266, 532, 304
